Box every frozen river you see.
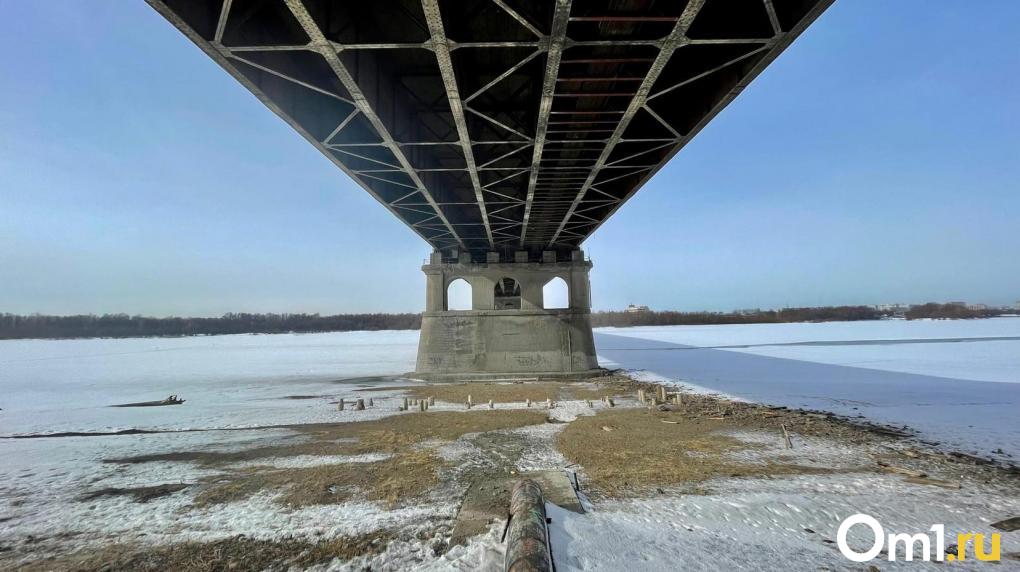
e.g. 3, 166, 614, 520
1, 318, 1018, 458
1, 319, 1019, 567
596, 318, 1020, 459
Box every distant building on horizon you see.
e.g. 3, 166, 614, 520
624, 304, 651, 314
874, 303, 910, 313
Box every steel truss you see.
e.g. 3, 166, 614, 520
148, 0, 833, 256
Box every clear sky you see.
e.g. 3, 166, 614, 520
1, 1, 1018, 316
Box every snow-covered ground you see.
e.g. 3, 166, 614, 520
0, 330, 427, 564
595, 318, 1020, 459
0, 330, 418, 435
546, 472, 1020, 571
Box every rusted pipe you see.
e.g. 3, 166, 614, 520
505, 479, 552, 572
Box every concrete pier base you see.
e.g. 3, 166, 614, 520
414, 250, 599, 380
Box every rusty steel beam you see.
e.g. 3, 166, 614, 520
144, 0, 448, 250
556, 76, 644, 82
560, 57, 654, 64
282, 0, 466, 249
547, 0, 707, 247
569, 16, 679, 22
578, 0, 837, 244
422, 0, 494, 248
552, 92, 638, 97
519, 0, 572, 247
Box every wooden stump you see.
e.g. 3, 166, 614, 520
356, 398, 365, 411
338, 398, 345, 411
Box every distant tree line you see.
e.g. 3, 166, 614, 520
0, 312, 421, 340
589, 306, 882, 328
903, 303, 1004, 320
1, 303, 1009, 339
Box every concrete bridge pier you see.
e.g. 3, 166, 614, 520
414, 250, 600, 380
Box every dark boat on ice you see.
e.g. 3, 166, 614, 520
110, 396, 185, 408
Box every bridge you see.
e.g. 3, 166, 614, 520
149, 0, 833, 378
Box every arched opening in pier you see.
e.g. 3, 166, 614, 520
543, 277, 569, 309
446, 278, 472, 311
493, 277, 522, 310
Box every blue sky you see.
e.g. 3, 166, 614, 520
1, 1, 1018, 316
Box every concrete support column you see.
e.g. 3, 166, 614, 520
415, 255, 599, 379
568, 267, 591, 310
471, 275, 494, 310
425, 268, 445, 312
519, 276, 543, 310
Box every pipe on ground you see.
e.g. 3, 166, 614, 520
504, 479, 552, 572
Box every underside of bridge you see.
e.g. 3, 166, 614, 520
149, 0, 833, 378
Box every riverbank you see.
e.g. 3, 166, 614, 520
4, 373, 1019, 570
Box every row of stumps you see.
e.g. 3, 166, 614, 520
504, 479, 553, 572
640, 383, 797, 449
637, 385, 682, 407
336, 397, 372, 411
335, 396, 437, 413
399, 396, 435, 412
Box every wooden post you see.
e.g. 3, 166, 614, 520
420, 400, 426, 412
368, 397, 374, 407
781, 424, 793, 449
586, 400, 592, 408
467, 394, 473, 407
637, 389, 645, 404
337, 398, 344, 411
428, 396, 435, 406
489, 399, 494, 409
356, 398, 365, 411
526, 398, 531, 408
402, 397, 409, 410
607, 398, 615, 407
657, 386, 666, 403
